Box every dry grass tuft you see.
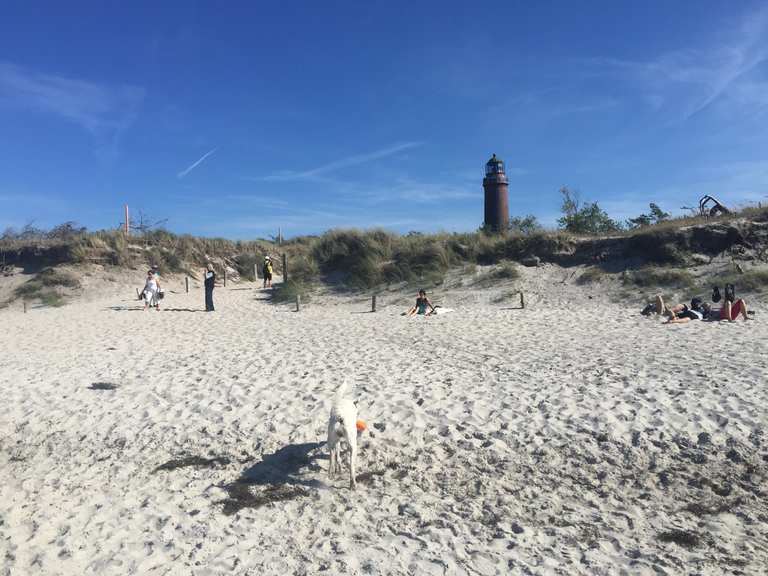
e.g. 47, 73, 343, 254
576, 267, 605, 285
623, 267, 694, 289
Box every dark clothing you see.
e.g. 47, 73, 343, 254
204, 271, 215, 311
416, 297, 430, 314
677, 308, 703, 320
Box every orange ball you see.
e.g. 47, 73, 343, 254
356, 419, 367, 432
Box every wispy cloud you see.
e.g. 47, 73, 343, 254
250, 141, 422, 182
0, 61, 144, 134
581, 6, 768, 121
355, 177, 476, 205
177, 148, 218, 179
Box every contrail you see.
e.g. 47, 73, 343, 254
177, 147, 217, 179
254, 141, 422, 182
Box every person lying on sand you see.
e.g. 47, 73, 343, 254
663, 297, 749, 323
707, 299, 749, 322
641, 294, 697, 318
407, 289, 436, 316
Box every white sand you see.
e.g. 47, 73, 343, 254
1, 269, 767, 575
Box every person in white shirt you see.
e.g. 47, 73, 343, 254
143, 269, 161, 311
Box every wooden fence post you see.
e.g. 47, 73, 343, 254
520, 292, 525, 309
282, 253, 288, 283
185, 276, 189, 293
254, 263, 258, 281
371, 294, 377, 312
224, 269, 227, 287
295, 294, 301, 312
23, 301, 27, 314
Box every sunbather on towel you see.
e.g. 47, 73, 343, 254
407, 289, 436, 316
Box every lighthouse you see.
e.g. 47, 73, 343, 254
483, 154, 509, 233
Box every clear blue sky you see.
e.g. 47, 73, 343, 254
1, 1, 767, 239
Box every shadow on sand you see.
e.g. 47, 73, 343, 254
218, 441, 325, 515
105, 305, 144, 311
104, 306, 204, 312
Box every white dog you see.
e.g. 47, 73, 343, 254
327, 383, 358, 489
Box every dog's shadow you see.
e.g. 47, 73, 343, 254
238, 441, 326, 488
218, 441, 327, 515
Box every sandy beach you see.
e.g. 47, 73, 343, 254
1, 268, 767, 575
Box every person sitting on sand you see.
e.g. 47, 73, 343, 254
142, 269, 161, 311
407, 289, 436, 316
707, 298, 749, 322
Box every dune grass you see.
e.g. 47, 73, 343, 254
13, 268, 80, 306
704, 268, 768, 294
576, 267, 605, 285
623, 267, 695, 289
3, 202, 767, 297
476, 261, 520, 287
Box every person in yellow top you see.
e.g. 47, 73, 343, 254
262, 256, 273, 289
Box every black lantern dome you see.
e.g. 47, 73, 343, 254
485, 153, 505, 176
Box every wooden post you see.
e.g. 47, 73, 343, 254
224, 269, 227, 287
254, 263, 258, 281
185, 276, 189, 293
520, 292, 525, 309
282, 253, 288, 283
371, 294, 377, 312
124, 204, 130, 236
23, 301, 27, 313
295, 294, 301, 312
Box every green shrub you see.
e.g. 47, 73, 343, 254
37, 268, 80, 288
235, 253, 261, 281
576, 267, 605, 285
491, 289, 521, 303
14, 281, 44, 298
624, 268, 694, 289
706, 269, 768, 293
312, 229, 393, 288
390, 236, 449, 286
15, 269, 80, 302
39, 291, 66, 307
288, 252, 320, 285
271, 279, 310, 304
476, 260, 520, 286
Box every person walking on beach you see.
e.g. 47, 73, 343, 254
262, 256, 273, 289
142, 269, 161, 311
204, 264, 216, 312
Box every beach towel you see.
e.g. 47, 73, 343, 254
432, 307, 454, 315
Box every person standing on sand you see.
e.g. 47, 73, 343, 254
204, 265, 216, 312
262, 256, 273, 289
142, 269, 161, 311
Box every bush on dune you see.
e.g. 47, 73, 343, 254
576, 267, 605, 285
623, 267, 694, 289
476, 260, 520, 286
13, 267, 80, 306
706, 269, 768, 294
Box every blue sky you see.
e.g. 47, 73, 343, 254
1, 1, 767, 239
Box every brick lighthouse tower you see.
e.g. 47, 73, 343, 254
483, 154, 509, 232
